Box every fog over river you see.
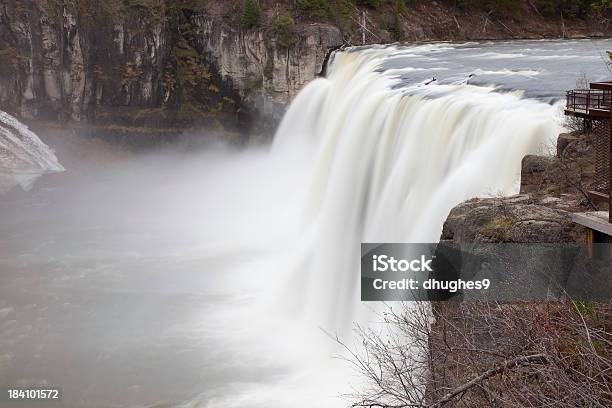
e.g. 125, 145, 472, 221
1, 39, 611, 407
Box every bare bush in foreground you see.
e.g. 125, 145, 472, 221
336, 301, 611, 407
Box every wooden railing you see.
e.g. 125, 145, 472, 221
566, 89, 612, 114
565, 83, 612, 224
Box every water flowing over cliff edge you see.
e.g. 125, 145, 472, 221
0, 111, 64, 193
272, 43, 565, 327
0, 40, 611, 407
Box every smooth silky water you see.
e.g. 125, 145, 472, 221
0, 39, 611, 407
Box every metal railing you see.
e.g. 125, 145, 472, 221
565, 84, 612, 223
566, 89, 612, 113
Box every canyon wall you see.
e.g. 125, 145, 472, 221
0, 0, 342, 139
0, 0, 608, 140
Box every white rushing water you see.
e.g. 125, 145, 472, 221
1, 39, 610, 407
0, 110, 64, 192
273, 46, 560, 329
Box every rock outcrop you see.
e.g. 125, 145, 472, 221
441, 128, 601, 246
197, 16, 341, 104
196, 15, 341, 129
441, 195, 586, 244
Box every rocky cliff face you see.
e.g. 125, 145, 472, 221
196, 14, 341, 127
0, 1, 342, 139
2, 1, 171, 126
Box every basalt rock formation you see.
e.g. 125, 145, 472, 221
0, 1, 342, 140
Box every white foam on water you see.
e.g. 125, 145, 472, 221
0, 110, 64, 192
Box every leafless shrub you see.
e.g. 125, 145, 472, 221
337, 301, 611, 408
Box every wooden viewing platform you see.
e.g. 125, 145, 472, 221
566, 82, 612, 234
565, 82, 612, 119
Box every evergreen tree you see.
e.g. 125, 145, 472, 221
241, 0, 260, 28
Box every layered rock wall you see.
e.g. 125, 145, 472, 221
0, 1, 342, 135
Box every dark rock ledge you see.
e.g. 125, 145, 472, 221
441, 129, 599, 245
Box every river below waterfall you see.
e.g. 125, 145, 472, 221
1, 39, 611, 407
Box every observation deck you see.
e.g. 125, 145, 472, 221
565, 82, 612, 119
566, 82, 612, 238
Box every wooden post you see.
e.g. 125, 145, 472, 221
361, 11, 366, 45
586, 228, 593, 258
609, 117, 612, 223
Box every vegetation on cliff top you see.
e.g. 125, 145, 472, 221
231, 0, 610, 44
238, 0, 611, 26
340, 301, 611, 407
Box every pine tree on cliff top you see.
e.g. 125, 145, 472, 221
241, 0, 261, 28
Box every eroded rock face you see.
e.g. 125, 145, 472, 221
195, 15, 341, 129
0, 2, 341, 134
441, 196, 585, 243
2, 3, 174, 125
197, 16, 341, 104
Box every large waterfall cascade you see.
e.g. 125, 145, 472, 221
272, 46, 561, 329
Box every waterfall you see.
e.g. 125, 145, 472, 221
2, 41, 601, 408
0, 110, 64, 193
272, 47, 561, 329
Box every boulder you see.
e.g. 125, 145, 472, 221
441, 195, 585, 243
